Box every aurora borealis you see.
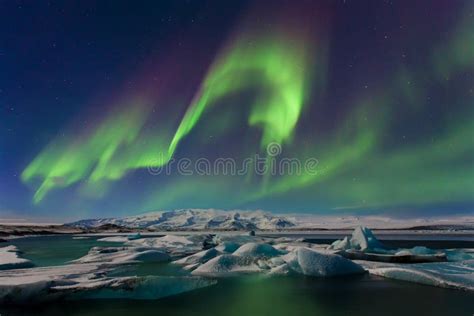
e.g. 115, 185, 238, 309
1, 1, 473, 220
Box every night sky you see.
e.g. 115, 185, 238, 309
1, 1, 473, 221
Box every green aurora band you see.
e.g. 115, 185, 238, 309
21, 30, 318, 204
21, 9, 474, 213
168, 32, 314, 154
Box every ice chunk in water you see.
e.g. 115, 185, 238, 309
328, 226, 385, 252
349, 226, 385, 251
214, 242, 240, 253
233, 242, 284, 258
73, 246, 170, 264
68, 276, 217, 300
293, 247, 365, 277
360, 260, 474, 291
0, 246, 33, 270
0, 263, 216, 303
192, 254, 261, 276
174, 248, 220, 266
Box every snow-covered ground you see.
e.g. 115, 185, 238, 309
1, 227, 473, 303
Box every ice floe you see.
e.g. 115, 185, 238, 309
358, 259, 474, 291
327, 226, 474, 263
0, 246, 33, 270
286, 247, 365, 277
97, 236, 129, 242
186, 243, 365, 278
0, 262, 112, 302
1, 226, 473, 305
0, 263, 216, 303
174, 248, 221, 266
127, 234, 206, 256
328, 226, 385, 252
192, 254, 262, 276
233, 242, 284, 258
73, 246, 170, 264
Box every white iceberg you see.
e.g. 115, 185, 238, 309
233, 242, 284, 258
329, 226, 385, 252
173, 248, 221, 266
359, 260, 474, 291
281, 247, 365, 277
97, 236, 130, 242
214, 241, 240, 253
327, 227, 474, 264
0, 262, 111, 303
0, 262, 216, 303
211, 234, 269, 247
58, 276, 217, 300
192, 254, 261, 276
0, 246, 33, 270
73, 246, 170, 264
190, 244, 365, 278
174, 241, 282, 272
127, 235, 205, 257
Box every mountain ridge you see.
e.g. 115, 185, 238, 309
67, 209, 296, 231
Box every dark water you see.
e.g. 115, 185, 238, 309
2, 235, 473, 316
2, 275, 473, 316
7, 235, 122, 266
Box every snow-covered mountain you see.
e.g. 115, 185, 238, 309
67, 209, 474, 231
68, 209, 296, 231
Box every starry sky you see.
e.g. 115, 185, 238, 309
1, 0, 473, 221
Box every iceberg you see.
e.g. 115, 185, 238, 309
282, 247, 365, 277
328, 226, 385, 252
350, 226, 385, 251
0, 246, 34, 270
189, 243, 365, 278
0, 262, 216, 303
127, 233, 142, 240
327, 227, 472, 264
174, 248, 221, 266
59, 276, 217, 300
97, 236, 130, 242
192, 254, 262, 276
127, 235, 205, 256
73, 246, 170, 264
211, 234, 269, 247
214, 241, 240, 253
359, 260, 474, 291
0, 263, 112, 303
233, 242, 284, 258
